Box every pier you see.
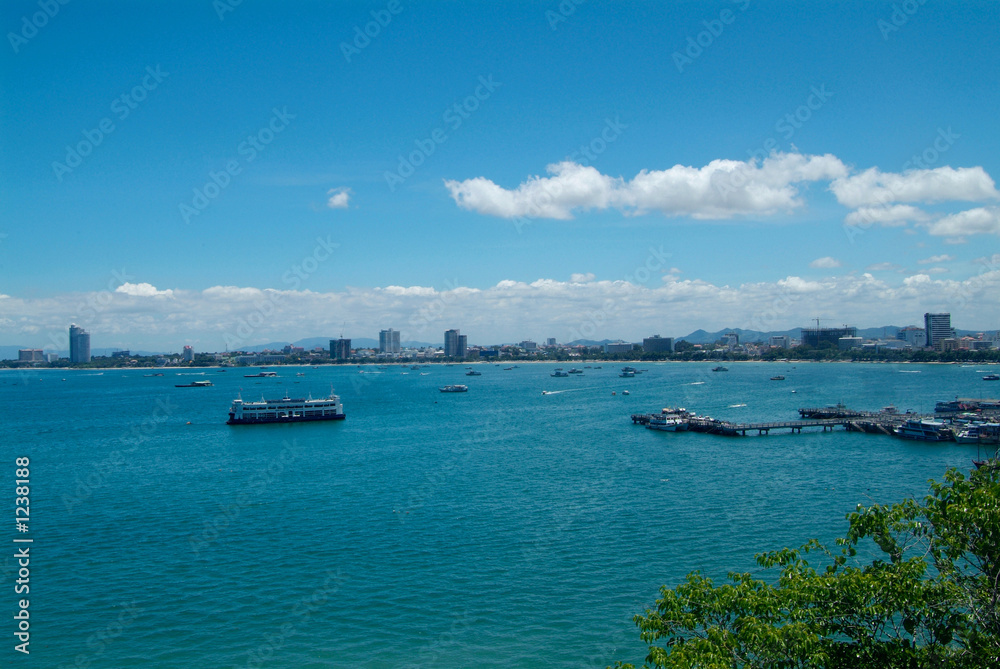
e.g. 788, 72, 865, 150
631, 412, 906, 437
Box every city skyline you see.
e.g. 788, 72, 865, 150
3, 2, 1000, 351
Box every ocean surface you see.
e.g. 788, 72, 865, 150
2, 361, 995, 668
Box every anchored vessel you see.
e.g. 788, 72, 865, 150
439, 384, 468, 393
227, 391, 344, 424
244, 371, 278, 378
176, 380, 213, 388
892, 418, 953, 441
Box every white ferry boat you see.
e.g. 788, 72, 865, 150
893, 418, 953, 442
227, 391, 344, 424
439, 384, 468, 393
646, 415, 689, 432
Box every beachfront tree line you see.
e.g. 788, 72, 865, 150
614, 464, 1000, 668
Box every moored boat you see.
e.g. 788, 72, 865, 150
893, 418, 953, 441
439, 384, 468, 393
227, 391, 344, 424
175, 380, 213, 388
244, 371, 278, 378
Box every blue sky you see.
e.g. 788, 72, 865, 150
2, 1, 999, 352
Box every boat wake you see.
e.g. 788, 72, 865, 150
728, 403, 747, 408
898, 370, 922, 373
685, 381, 706, 385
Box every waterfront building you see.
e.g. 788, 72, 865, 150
801, 326, 857, 348
69, 324, 91, 363
769, 335, 791, 348
183, 345, 194, 362
604, 341, 634, 354
379, 328, 401, 355
519, 340, 537, 351
898, 326, 927, 348
331, 338, 352, 360
721, 332, 739, 350
234, 354, 287, 365
18, 349, 45, 362
546, 338, 557, 347
924, 313, 954, 350
642, 335, 674, 353
838, 336, 864, 350
444, 329, 467, 358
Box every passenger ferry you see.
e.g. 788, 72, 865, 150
227, 391, 344, 424
893, 418, 953, 441
439, 384, 468, 393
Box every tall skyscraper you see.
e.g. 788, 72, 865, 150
331, 338, 352, 360
444, 329, 466, 358
183, 345, 194, 361
379, 328, 400, 355
924, 313, 953, 349
69, 324, 91, 363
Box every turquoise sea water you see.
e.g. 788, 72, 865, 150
2, 362, 995, 668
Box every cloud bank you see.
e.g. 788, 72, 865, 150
4, 268, 999, 353
445, 151, 1000, 239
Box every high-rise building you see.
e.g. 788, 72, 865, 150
769, 335, 790, 348
642, 335, 673, 353
379, 329, 400, 355
183, 345, 194, 361
69, 324, 91, 363
331, 338, 352, 360
444, 329, 466, 358
924, 313, 954, 349
546, 338, 557, 347
801, 326, 857, 348
519, 340, 537, 351
18, 349, 45, 362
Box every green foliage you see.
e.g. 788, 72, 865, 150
616, 465, 1000, 668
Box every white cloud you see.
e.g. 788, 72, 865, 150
917, 254, 954, 264
445, 152, 848, 221
6, 270, 1000, 353
843, 204, 928, 227
326, 187, 351, 209
831, 166, 999, 209
570, 272, 596, 283
865, 262, 900, 272
926, 207, 1000, 237
115, 282, 174, 298
925, 267, 949, 274
809, 257, 841, 269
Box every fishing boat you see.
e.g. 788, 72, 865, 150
551, 370, 569, 377
465, 370, 482, 376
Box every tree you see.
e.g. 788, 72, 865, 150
615, 464, 1000, 668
